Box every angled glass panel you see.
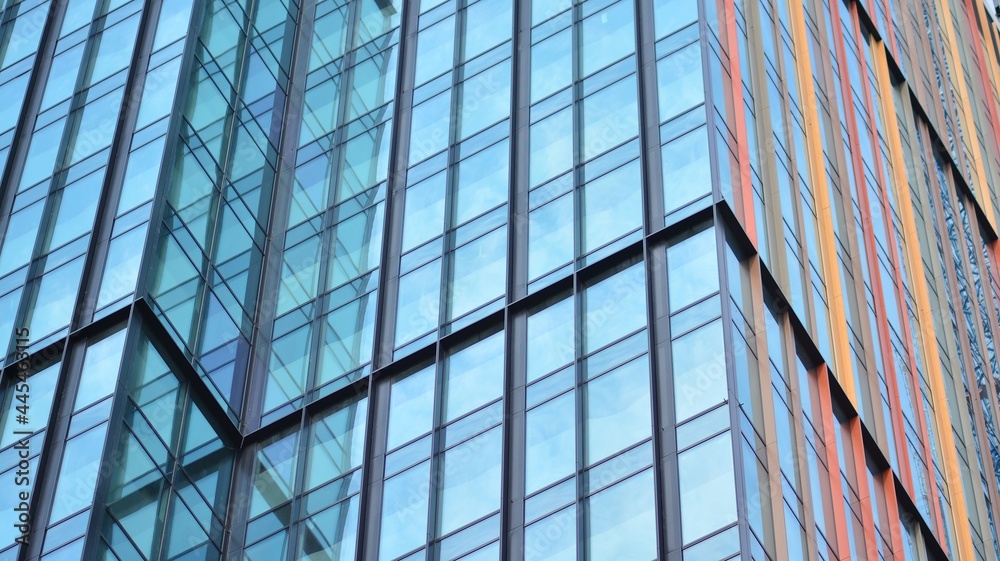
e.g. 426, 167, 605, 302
0, 362, 58, 446
304, 398, 368, 491
581, 76, 639, 162
580, 159, 642, 254
586, 469, 657, 560
584, 356, 651, 464
379, 460, 431, 560
49, 423, 109, 522
529, 108, 572, 188
663, 125, 712, 215
657, 42, 703, 124
386, 365, 435, 450
448, 226, 506, 320
579, 0, 635, 78
667, 226, 719, 311
583, 262, 646, 353
438, 426, 502, 535
395, 259, 442, 346
526, 296, 574, 382
250, 431, 300, 519
672, 319, 726, 422
530, 28, 571, 104
679, 431, 737, 544
525, 391, 575, 494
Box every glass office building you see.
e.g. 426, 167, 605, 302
3, 0, 1000, 559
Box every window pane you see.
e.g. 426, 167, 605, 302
20, 118, 64, 189
329, 201, 385, 287
380, 461, 430, 560
581, 159, 642, 253
464, 0, 512, 60
444, 332, 504, 422
667, 226, 718, 310
305, 398, 368, 490
581, 76, 638, 161
409, 91, 452, 163
528, 194, 573, 279
455, 141, 509, 225
298, 494, 361, 561
449, 226, 506, 319
349, 47, 399, 119
402, 171, 447, 251
579, 1, 635, 77
74, 329, 127, 411
525, 391, 575, 494
672, 320, 726, 421
319, 293, 378, 382
395, 260, 442, 345
657, 42, 704, 123
458, 60, 511, 140
414, 16, 455, 85
49, 424, 109, 521
119, 138, 165, 213
439, 427, 502, 535
250, 431, 299, 518
26, 257, 86, 339
89, 15, 141, 85
524, 505, 576, 561
587, 469, 657, 560
529, 108, 573, 187
387, 366, 435, 450
679, 432, 737, 543
663, 126, 712, 214
0, 201, 44, 277
340, 121, 392, 198
97, 223, 147, 308
0, 363, 58, 446
585, 356, 651, 464
527, 297, 574, 381
583, 262, 646, 353
41, 43, 85, 110
654, 0, 698, 39
49, 174, 102, 249
530, 28, 571, 103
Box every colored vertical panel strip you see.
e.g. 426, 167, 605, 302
965, 0, 1000, 229
785, 0, 857, 405
817, 364, 853, 558
933, 0, 997, 231
721, 0, 757, 248
871, 41, 977, 561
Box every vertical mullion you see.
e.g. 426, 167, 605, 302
0, 0, 63, 258
243, 0, 316, 427
712, 205, 754, 561
302, 0, 351, 410
572, 265, 583, 561
503, 0, 527, 553
426, 340, 445, 560
371, 0, 419, 370
283, 409, 310, 561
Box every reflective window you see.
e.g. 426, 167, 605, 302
679, 432, 738, 543
393, 0, 514, 350
379, 330, 505, 560
246, 395, 368, 561
667, 225, 720, 311
523, 261, 657, 558
526, 0, 642, 288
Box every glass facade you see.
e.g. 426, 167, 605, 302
1, 0, 1000, 559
